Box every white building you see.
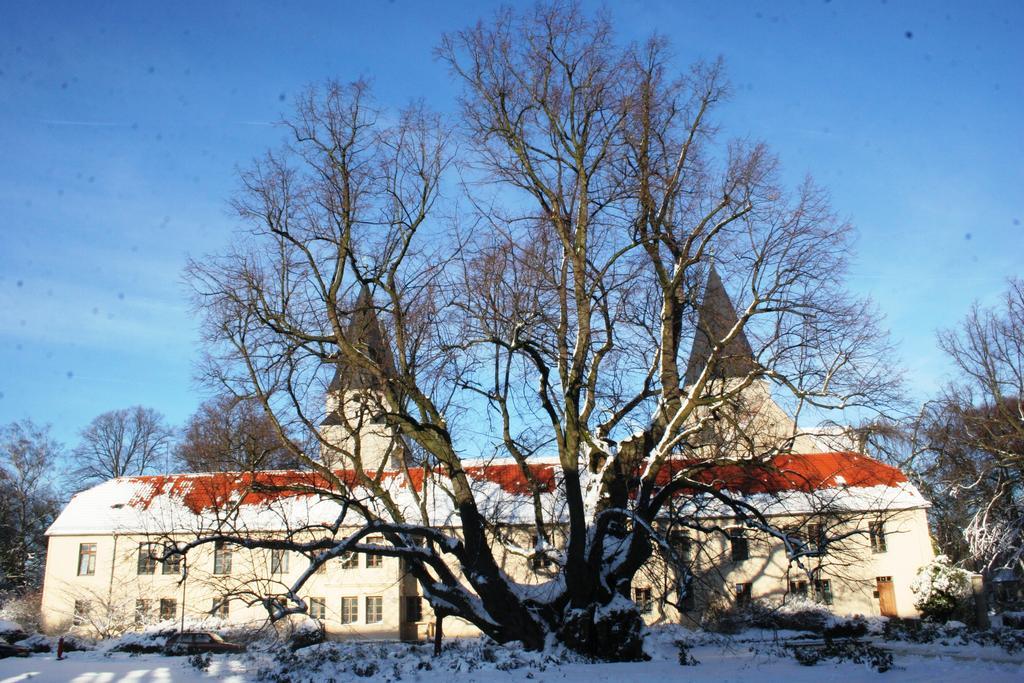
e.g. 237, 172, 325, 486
40, 278, 935, 637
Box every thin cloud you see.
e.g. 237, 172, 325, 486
0, 282, 193, 352
40, 119, 129, 127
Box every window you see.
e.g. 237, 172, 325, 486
681, 588, 696, 612
162, 545, 181, 575
789, 580, 808, 598
159, 598, 177, 621
405, 596, 423, 623
271, 549, 289, 574
341, 551, 358, 569
869, 522, 887, 553
530, 554, 553, 570
73, 600, 91, 625
134, 599, 152, 627
211, 599, 230, 618
670, 531, 692, 564
729, 528, 749, 562
365, 536, 384, 568
735, 583, 752, 608
77, 543, 97, 576
365, 595, 383, 623
213, 541, 232, 574
309, 597, 326, 620
633, 587, 653, 614
806, 523, 824, 552
341, 596, 359, 624
137, 543, 158, 575
814, 579, 834, 606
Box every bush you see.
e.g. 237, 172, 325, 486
882, 618, 1024, 654
790, 639, 893, 673
702, 600, 750, 634
674, 640, 699, 665
189, 653, 212, 671
0, 593, 43, 634
748, 599, 831, 632
59, 633, 97, 652
18, 633, 53, 653
822, 617, 868, 639
713, 598, 862, 635
287, 619, 325, 651
0, 619, 27, 643
1002, 611, 1024, 628
110, 640, 165, 654
910, 556, 971, 622
352, 661, 378, 678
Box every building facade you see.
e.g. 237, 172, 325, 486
40, 449, 933, 637
40, 278, 935, 637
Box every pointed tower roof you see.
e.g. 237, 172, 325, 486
683, 267, 757, 387
328, 286, 395, 393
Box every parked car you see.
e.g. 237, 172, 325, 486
163, 631, 245, 656
0, 641, 31, 658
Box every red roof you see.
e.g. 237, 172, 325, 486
656, 451, 907, 494
121, 452, 905, 513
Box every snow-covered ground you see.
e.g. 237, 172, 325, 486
0, 629, 1021, 683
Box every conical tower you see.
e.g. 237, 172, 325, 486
681, 268, 824, 455
683, 267, 758, 387
321, 286, 402, 470
327, 285, 395, 394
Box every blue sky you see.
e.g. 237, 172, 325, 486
1, 0, 1021, 448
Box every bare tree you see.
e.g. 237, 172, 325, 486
176, 395, 300, 472
913, 279, 1024, 577
183, 3, 898, 659
0, 420, 62, 590
71, 406, 174, 487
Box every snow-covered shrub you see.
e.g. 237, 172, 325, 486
674, 639, 699, 665
256, 637, 589, 682
18, 633, 53, 653
284, 617, 325, 651
966, 626, 1024, 654
60, 633, 97, 652
108, 628, 170, 654
702, 599, 750, 634
189, 653, 212, 671
881, 617, 1024, 654
748, 599, 830, 632
822, 615, 868, 639
0, 592, 43, 633
790, 639, 892, 672
0, 618, 27, 643
910, 555, 972, 622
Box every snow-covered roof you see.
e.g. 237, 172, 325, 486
46, 452, 928, 537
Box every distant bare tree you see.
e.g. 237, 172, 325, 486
71, 406, 173, 486
913, 279, 1024, 577
0, 420, 61, 589
176, 395, 299, 472
183, 2, 899, 659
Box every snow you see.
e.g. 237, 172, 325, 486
0, 654, 248, 682
0, 628, 1020, 682
0, 620, 23, 635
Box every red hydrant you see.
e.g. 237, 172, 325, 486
56, 635, 65, 660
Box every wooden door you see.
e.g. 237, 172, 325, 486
876, 576, 897, 617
